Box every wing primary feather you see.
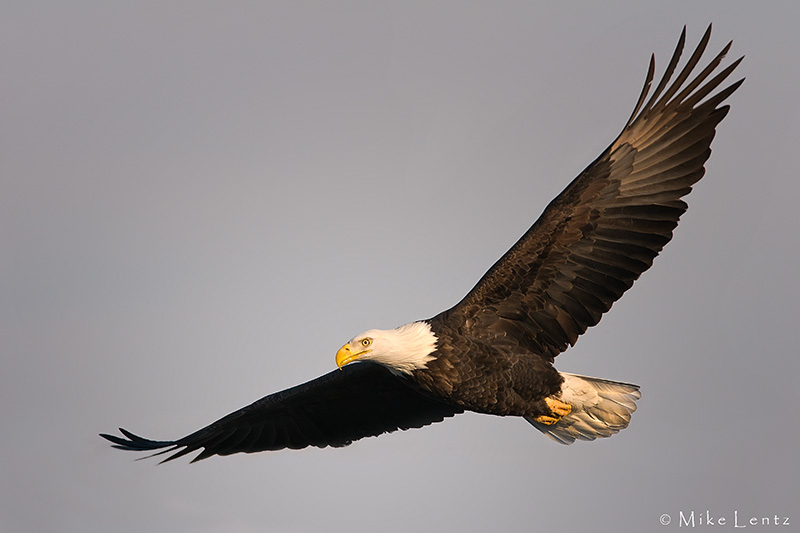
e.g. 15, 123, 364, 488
623, 53, 656, 129
638, 26, 687, 119
679, 55, 743, 109
671, 41, 734, 106
651, 24, 713, 112
690, 78, 745, 116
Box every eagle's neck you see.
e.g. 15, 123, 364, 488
376, 321, 438, 375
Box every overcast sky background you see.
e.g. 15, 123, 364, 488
3, 2, 799, 532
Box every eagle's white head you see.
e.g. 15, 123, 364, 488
336, 321, 438, 375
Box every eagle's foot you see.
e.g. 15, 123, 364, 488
533, 414, 560, 425
545, 396, 572, 417
533, 397, 572, 425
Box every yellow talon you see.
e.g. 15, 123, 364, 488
544, 396, 572, 417
533, 414, 560, 425
533, 397, 572, 424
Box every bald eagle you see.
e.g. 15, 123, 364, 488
101, 26, 743, 462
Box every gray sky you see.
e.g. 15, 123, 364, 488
2, 2, 798, 532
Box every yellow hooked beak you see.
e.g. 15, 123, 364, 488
336, 343, 367, 369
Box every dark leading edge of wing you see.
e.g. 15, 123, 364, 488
445, 25, 743, 361
100, 363, 461, 463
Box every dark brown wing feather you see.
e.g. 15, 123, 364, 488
100, 362, 461, 462
441, 26, 743, 361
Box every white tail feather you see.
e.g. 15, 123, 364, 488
526, 373, 641, 445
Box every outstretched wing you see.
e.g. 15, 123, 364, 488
443, 26, 743, 360
100, 362, 461, 462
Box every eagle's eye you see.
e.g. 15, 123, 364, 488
360, 338, 372, 348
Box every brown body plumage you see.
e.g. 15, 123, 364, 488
414, 320, 563, 419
